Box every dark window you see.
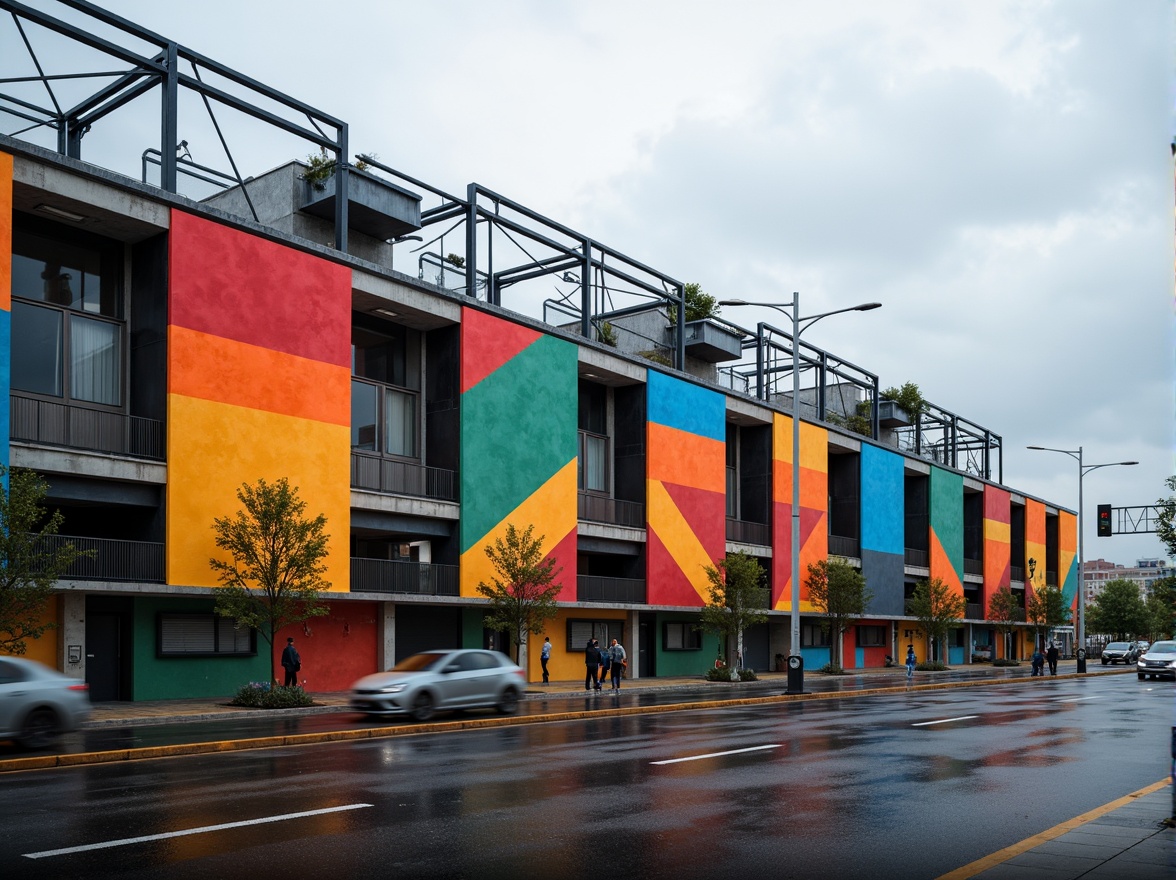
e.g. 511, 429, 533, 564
567, 619, 623, 651
157, 614, 256, 657
802, 623, 831, 647
663, 621, 702, 651
11, 215, 124, 408
351, 324, 421, 459
578, 431, 610, 492
858, 625, 886, 647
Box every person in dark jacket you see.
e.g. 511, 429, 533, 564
1046, 642, 1059, 676
281, 637, 301, 687
1031, 646, 1045, 676
584, 638, 601, 691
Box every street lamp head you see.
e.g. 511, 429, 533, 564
1026, 445, 1045, 450
717, 299, 751, 307
855, 302, 882, 311
1120, 461, 1139, 466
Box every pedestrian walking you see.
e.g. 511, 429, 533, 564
608, 638, 627, 690
584, 638, 601, 691
1031, 646, 1045, 676
280, 637, 301, 687
540, 636, 552, 684
598, 639, 611, 687
1046, 642, 1059, 676
905, 644, 916, 679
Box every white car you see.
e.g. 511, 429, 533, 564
350, 649, 526, 721
1136, 641, 1176, 681
0, 657, 92, 749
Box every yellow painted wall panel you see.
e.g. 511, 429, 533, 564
166, 394, 350, 590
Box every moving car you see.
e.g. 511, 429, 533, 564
0, 657, 91, 749
350, 649, 526, 721
1136, 641, 1176, 680
1100, 642, 1140, 665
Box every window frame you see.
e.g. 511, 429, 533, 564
801, 623, 831, 647
858, 625, 887, 648
577, 429, 611, 494
156, 613, 257, 658
565, 618, 623, 652
663, 621, 703, 651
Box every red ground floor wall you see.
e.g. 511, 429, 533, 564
274, 602, 379, 691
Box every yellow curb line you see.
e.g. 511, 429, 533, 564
935, 778, 1173, 880
0, 670, 1115, 774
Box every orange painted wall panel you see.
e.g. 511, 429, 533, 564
772, 414, 828, 610
983, 486, 1011, 608
169, 325, 349, 426
0, 150, 11, 311
1024, 498, 1047, 598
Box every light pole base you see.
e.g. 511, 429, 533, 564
786, 655, 805, 694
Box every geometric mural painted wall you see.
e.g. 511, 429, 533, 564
0, 151, 10, 478
1024, 498, 1046, 600
929, 466, 963, 597
860, 443, 905, 615
983, 485, 1012, 610
646, 370, 725, 607
166, 211, 353, 590
772, 413, 828, 611
1059, 509, 1078, 611
458, 307, 578, 599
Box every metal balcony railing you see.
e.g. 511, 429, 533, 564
577, 576, 646, 604
965, 603, 984, 620
904, 548, 929, 567
11, 395, 164, 460
964, 558, 984, 576
37, 534, 165, 583
349, 558, 459, 596
727, 518, 771, 546
577, 493, 644, 529
1011, 565, 1025, 582
350, 453, 457, 501
828, 534, 860, 558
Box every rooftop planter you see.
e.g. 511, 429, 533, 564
683, 318, 742, 363
299, 167, 422, 240
877, 399, 912, 428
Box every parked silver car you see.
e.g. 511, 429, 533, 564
350, 649, 526, 721
1136, 641, 1176, 680
0, 657, 92, 749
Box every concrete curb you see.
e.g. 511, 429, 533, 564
0, 668, 1117, 774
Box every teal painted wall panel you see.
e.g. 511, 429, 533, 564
460, 333, 578, 553
654, 613, 711, 676
132, 597, 269, 700
929, 466, 964, 579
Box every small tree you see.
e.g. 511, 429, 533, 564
908, 577, 966, 665
986, 586, 1022, 661
881, 381, 927, 420
1025, 584, 1070, 648
0, 466, 87, 655
805, 559, 873, 668
1156, 476, 1176, 559
1144, 576, 1176, 642
698, 552, 769, 669
210, 478, 331, 685
668, 282, 720, 325
476, 523, 563, 664
1085, 578, 1148, 641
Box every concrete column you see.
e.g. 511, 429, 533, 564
376, 601, 396, 671
627, 610, 640, 680
57, 592, 86, 678
518, 637, 528, 681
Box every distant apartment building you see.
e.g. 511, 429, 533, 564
1083, 558, 1173, 602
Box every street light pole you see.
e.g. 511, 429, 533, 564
1026, 445, 1137, 669
720, 294, 880, 693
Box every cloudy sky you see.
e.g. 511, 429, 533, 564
7, 0, 1173, 565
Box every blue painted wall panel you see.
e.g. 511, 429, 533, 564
646, 370, 725, 441
861, 444, 904, 553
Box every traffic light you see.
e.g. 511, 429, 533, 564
1096, 504, 1112, 537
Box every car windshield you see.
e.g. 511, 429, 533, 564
1146, 642, 1176, 653
1105, 643, 1131, 650
391, 652, 449, 672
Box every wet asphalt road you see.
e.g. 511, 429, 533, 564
1, 673, 1171, 880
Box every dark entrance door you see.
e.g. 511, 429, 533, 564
85, 613, 122, 701
639, 614, 656, 678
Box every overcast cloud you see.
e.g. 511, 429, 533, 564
6, 0, 1172, 565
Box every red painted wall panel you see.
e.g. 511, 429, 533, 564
275, 603, 379, 691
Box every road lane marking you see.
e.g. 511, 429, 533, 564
22, 803, 374, 859
1053, 695, 1099, 703
912, 716, 978, 726
651, 744, 780, 765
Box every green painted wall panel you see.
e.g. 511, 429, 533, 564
131, 597, 269, 700
654, 613, 712, 676
462, 607, 486, 648
460, 333, 578, 553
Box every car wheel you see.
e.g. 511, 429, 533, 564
410, 692, 435, 722
1101, 659, 1108, 665
18, 708, 59, 750
496, 688, 520, 716
1138, 673, 1145, 680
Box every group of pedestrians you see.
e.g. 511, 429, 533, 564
1031, 642, 1060, 676
584, 637, 627, 691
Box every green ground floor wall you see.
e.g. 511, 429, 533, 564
654, 612, 712, 677
132, 597, 270, 701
